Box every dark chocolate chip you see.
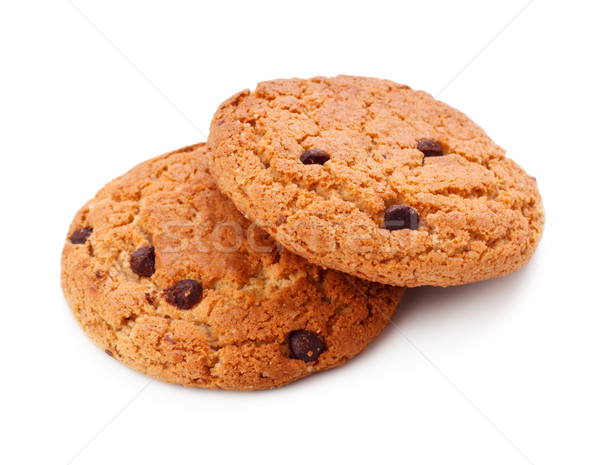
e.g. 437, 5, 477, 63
105, 349, 114, 357
145, 292, 156, 304
130, 246, 155, 277
300, 148, 330, 165
384, 205, 420, 231
289, 330, 324, 362
70, 227, 93, 244
164, 280, 202, 310
417, 139, 443, 157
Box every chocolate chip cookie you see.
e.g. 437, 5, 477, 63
208, 75, 544, 287
61, 143, 405, 390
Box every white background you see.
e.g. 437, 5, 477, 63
1, 1, 599, 464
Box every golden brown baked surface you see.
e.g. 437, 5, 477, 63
61, 143, 405, 390
208, 75, 544, 287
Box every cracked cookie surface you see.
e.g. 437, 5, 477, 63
208, 75, 544, 287
61, 143, 404, 390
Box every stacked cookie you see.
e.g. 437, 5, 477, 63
61, 76, 544, 390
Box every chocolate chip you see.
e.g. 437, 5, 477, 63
70, 227, 93, 244
300, 148, 330, 165
163, 335, 177, 345
289, 330, 324, 362
105, 349, 114, 357
130, 246, 155, 277
145, 292, 156, 304
384, 205, 420, 231
417, 139, 443, 157
164, 280, 202, 310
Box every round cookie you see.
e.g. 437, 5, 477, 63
61, 143, 405, 390
208, 75, 544, 287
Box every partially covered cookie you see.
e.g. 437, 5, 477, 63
61, 143, 404, 390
